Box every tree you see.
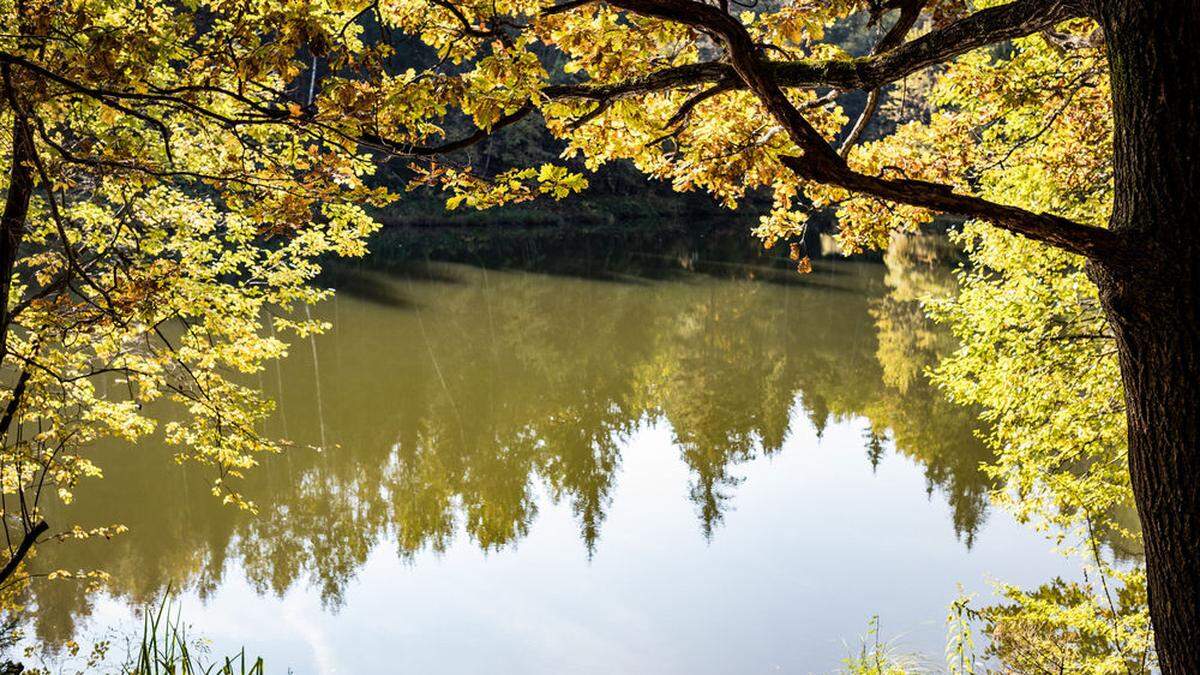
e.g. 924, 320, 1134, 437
0, 0, 589, 602
3, 0, 1198, 669
0, 0, 373, 597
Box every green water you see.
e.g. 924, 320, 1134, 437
23, 234, 1077, 672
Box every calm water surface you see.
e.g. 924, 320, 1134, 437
28, 236, 1077, 672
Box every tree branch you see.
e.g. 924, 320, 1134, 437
780, 156, 1119, 257
364, 102, 536, 157
600, 0, 1119, 260
545, 0, 1086, 100
839, 88, 880, 157
839, 0, 926, 157
543, 0, 598, 15
429, 0, 502, 38
666, 78, 735, 127
0, 520, 48, 588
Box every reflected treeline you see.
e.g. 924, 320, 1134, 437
868, 234, 990, 541
26, 231, 992, 645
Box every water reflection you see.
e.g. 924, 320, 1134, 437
28, 232, 994, 650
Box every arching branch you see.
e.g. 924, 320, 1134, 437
598, 0, 1119, 260
545, 0, 1088, 100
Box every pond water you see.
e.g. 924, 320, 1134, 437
25, 231, 1078, 672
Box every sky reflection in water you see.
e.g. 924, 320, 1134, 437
29, 241, 1078, 672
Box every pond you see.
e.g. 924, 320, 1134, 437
26, 229, 1078, 672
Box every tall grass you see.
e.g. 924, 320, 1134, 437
126, 596, 262, 675
840, 616, 925, 675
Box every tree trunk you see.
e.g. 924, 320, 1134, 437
1095, 1, 1200, 671
0, 63, 34, 363
1096, 262, 1200, 672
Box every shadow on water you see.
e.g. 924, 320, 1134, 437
332, 222, 864, 302
317, 267, 417, 309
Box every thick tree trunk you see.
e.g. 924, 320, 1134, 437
1096, 263, 1200, 672
1095, 1, 1200, 671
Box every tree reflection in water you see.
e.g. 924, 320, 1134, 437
27, 230, 994, 646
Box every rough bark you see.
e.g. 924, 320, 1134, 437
1093, 0, 1200, 671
